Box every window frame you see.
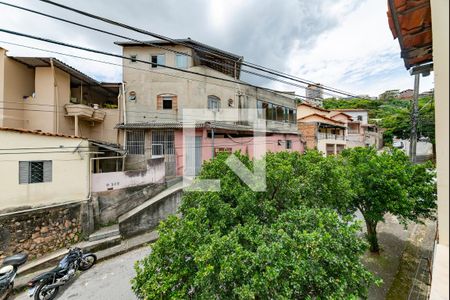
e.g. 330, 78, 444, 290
162, 96, 173, 110
19, 160, 52, 184
151, 54, 165, 68
208, 95, 221, 112
175, 54, 189, 69
126, 130, 146, 155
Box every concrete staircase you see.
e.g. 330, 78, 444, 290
88, 224, 121, 242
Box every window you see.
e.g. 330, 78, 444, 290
289, 109, 295, 123
276, 106, 284, 122
176, 54, 188, 69
357, 115, 363, 121
284, 107, 289, 123
257, 100, 264, 119
151, 54, 165, 68
267, 103, 274, 120
152, 130, 175, 157
130, 55, 137, 63
208, 96, 221, 112
19, 161, 52, 184
286, 140, 292, 149
126, 130, 145, 155
162, 96, 173, 109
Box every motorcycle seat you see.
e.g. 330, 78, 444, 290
0, 265, 14, 275
1, 253, 28, 267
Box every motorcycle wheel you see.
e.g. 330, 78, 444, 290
79, 254, 97, 271
34, 282, 59, 300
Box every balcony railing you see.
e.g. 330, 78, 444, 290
318, 133, 345, 140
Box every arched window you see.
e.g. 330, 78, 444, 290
207, 95, 221, 112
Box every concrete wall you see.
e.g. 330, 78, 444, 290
0, 49, 35, 128
92, 182, 166, 225
338, 110, 369, 125
118, 188, 183, 238
430, 1, 449, 298
92, 157, 165, 192
0, 130, 90, 211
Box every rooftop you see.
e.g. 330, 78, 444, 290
0, 127, 84, 139
387, 0, 433, 70
115, 38, 243, 79
10, 56, 120, 96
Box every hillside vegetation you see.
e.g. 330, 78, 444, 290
323, 97, 435, 146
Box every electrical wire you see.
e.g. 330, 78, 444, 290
35, 0, 361, 99
0, 28, 322, 103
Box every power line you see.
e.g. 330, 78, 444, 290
1, 0, 358, 99
0, 40, 305, 104
0, 28, 322, 102
36, 0, 360, 98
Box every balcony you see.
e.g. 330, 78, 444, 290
318, 132, 345, 140
65, 104, 94, 119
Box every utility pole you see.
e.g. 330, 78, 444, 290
409, 73, 420, 163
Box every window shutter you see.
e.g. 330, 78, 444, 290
43, 161, 52, 182
19, 161, 29, 184
157, 95, 162, 110
172, 96, 178, 110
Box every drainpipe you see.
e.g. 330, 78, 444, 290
50, 58, 59, 133
121, 82, 127, 171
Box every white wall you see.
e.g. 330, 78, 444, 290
0, 130, 90, 211
91, 158, 165, 192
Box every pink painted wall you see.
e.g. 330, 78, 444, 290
174, 128, 303, 176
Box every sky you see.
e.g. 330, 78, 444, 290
0, 0, 434, 98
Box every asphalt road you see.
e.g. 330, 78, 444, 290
13, 247, 151, 300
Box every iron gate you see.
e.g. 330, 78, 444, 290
152, 130, 176, 177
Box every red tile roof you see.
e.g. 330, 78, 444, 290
298, 114, 346, 126
387, 0, 432, 69
0, 127, 83, 139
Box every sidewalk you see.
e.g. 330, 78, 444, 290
13, 230, 158, 292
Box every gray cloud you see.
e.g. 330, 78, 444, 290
0, 0, 363, 86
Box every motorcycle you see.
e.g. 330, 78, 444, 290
27, 248, 96, 300
0, 253, 28, 300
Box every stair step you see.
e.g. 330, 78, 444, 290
89, 224, 120, 242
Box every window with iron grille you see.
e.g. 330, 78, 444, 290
152, 130, 175, 157
126, 130, 145, 155
19, 161, 52, 184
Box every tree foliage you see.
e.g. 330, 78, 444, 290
132, 151, 376, 299
340, 147, 437, 252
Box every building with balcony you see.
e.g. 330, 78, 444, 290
298, 104, 383, 156
0, 47, 122, 144
297, 103, 350, 156
115, 38, 302, 177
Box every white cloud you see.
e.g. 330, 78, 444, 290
0, 0, 434, 97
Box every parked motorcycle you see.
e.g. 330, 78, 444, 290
0, 253, 28, 300
27, 248, 96, 300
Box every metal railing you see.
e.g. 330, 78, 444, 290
318, 133, 345, 140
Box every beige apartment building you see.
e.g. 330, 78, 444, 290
115, 39, 302, 177
0, 47, 122, 144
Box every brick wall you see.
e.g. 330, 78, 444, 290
298, 123, 318, 150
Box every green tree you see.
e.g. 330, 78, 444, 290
340, 147, 437, 252
132, 152, 376, 299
